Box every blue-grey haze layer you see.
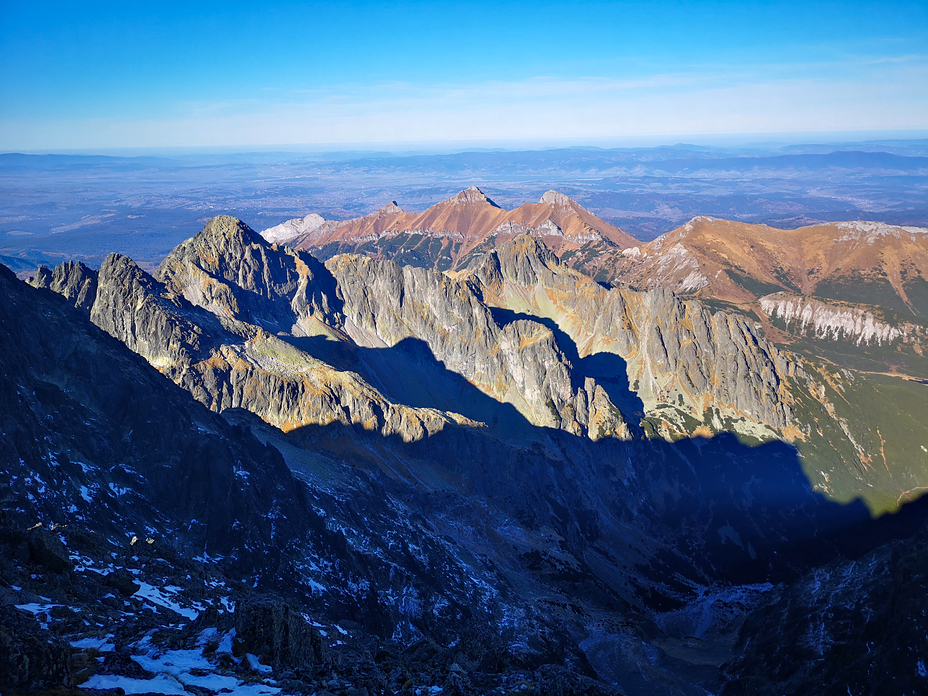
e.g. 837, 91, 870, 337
2, 140, 927, 274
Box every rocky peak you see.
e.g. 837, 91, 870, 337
195, 214, 264, 250
28, 260, 98, 315
470, 235, 563, 293
540, 190, 577, 207
260, 213, 325, 245
157, 216, 343, 333
448, 185, 500, 207
377, 201, 404, 215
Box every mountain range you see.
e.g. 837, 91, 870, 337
4, 196, 928, 695
271, 189, 928, 381
270, 186, 637, 271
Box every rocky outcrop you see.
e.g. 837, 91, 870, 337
465, 235, 798, 439
326, 253, 630, 439
157, 215, 343, 338
29, 260, 97, 314
92, 252, 224, 372
234, 599, 328, 671
721, 527, 928, 695
27, 529, 72, 573
760, 292, 924, 346
0, 604, 72, 690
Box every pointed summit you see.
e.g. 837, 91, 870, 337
195, 215, 263, 247
376, 201, 404, 215
449, 186, 500, 207
540, 190, 577, 207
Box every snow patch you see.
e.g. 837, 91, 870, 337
835, 220, 928, 243
70, 635, 116, 651
133, 581, 199, 620
80, 674, 187, 695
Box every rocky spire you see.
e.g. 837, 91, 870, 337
376, 201, 404, 215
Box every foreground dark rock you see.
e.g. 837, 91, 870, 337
721, 521, 928, 695
0, 598, 72, 690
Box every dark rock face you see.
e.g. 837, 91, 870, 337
27, 529, 72, 573
0, 603, 72, 689
30, 259, 97, 314
234, 599, 328, 671
105, 568, 141, 596
721, 529, 928, 695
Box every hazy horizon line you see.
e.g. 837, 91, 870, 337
4, 129, 928, 159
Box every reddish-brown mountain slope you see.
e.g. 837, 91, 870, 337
288, 186, 638, 271
591, 217, 928, 315
580, 216, 928, 378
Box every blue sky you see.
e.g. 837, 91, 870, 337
1, 1, 926, 150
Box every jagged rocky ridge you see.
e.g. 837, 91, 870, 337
36, 216, 805, 445
15, 215, 928, 695
30, 217, 928, 509
35, 221, 474, 442
2, 261, 632, 694
285, 186, 638, 272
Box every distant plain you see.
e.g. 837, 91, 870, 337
2, 139, 927, 274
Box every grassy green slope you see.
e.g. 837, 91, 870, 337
790, 364, 928, 515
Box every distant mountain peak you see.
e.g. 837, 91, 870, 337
449, 186, 500, 207
377, 201, 404, 215
540, 190, 576, 207
261, 213, 325, 245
